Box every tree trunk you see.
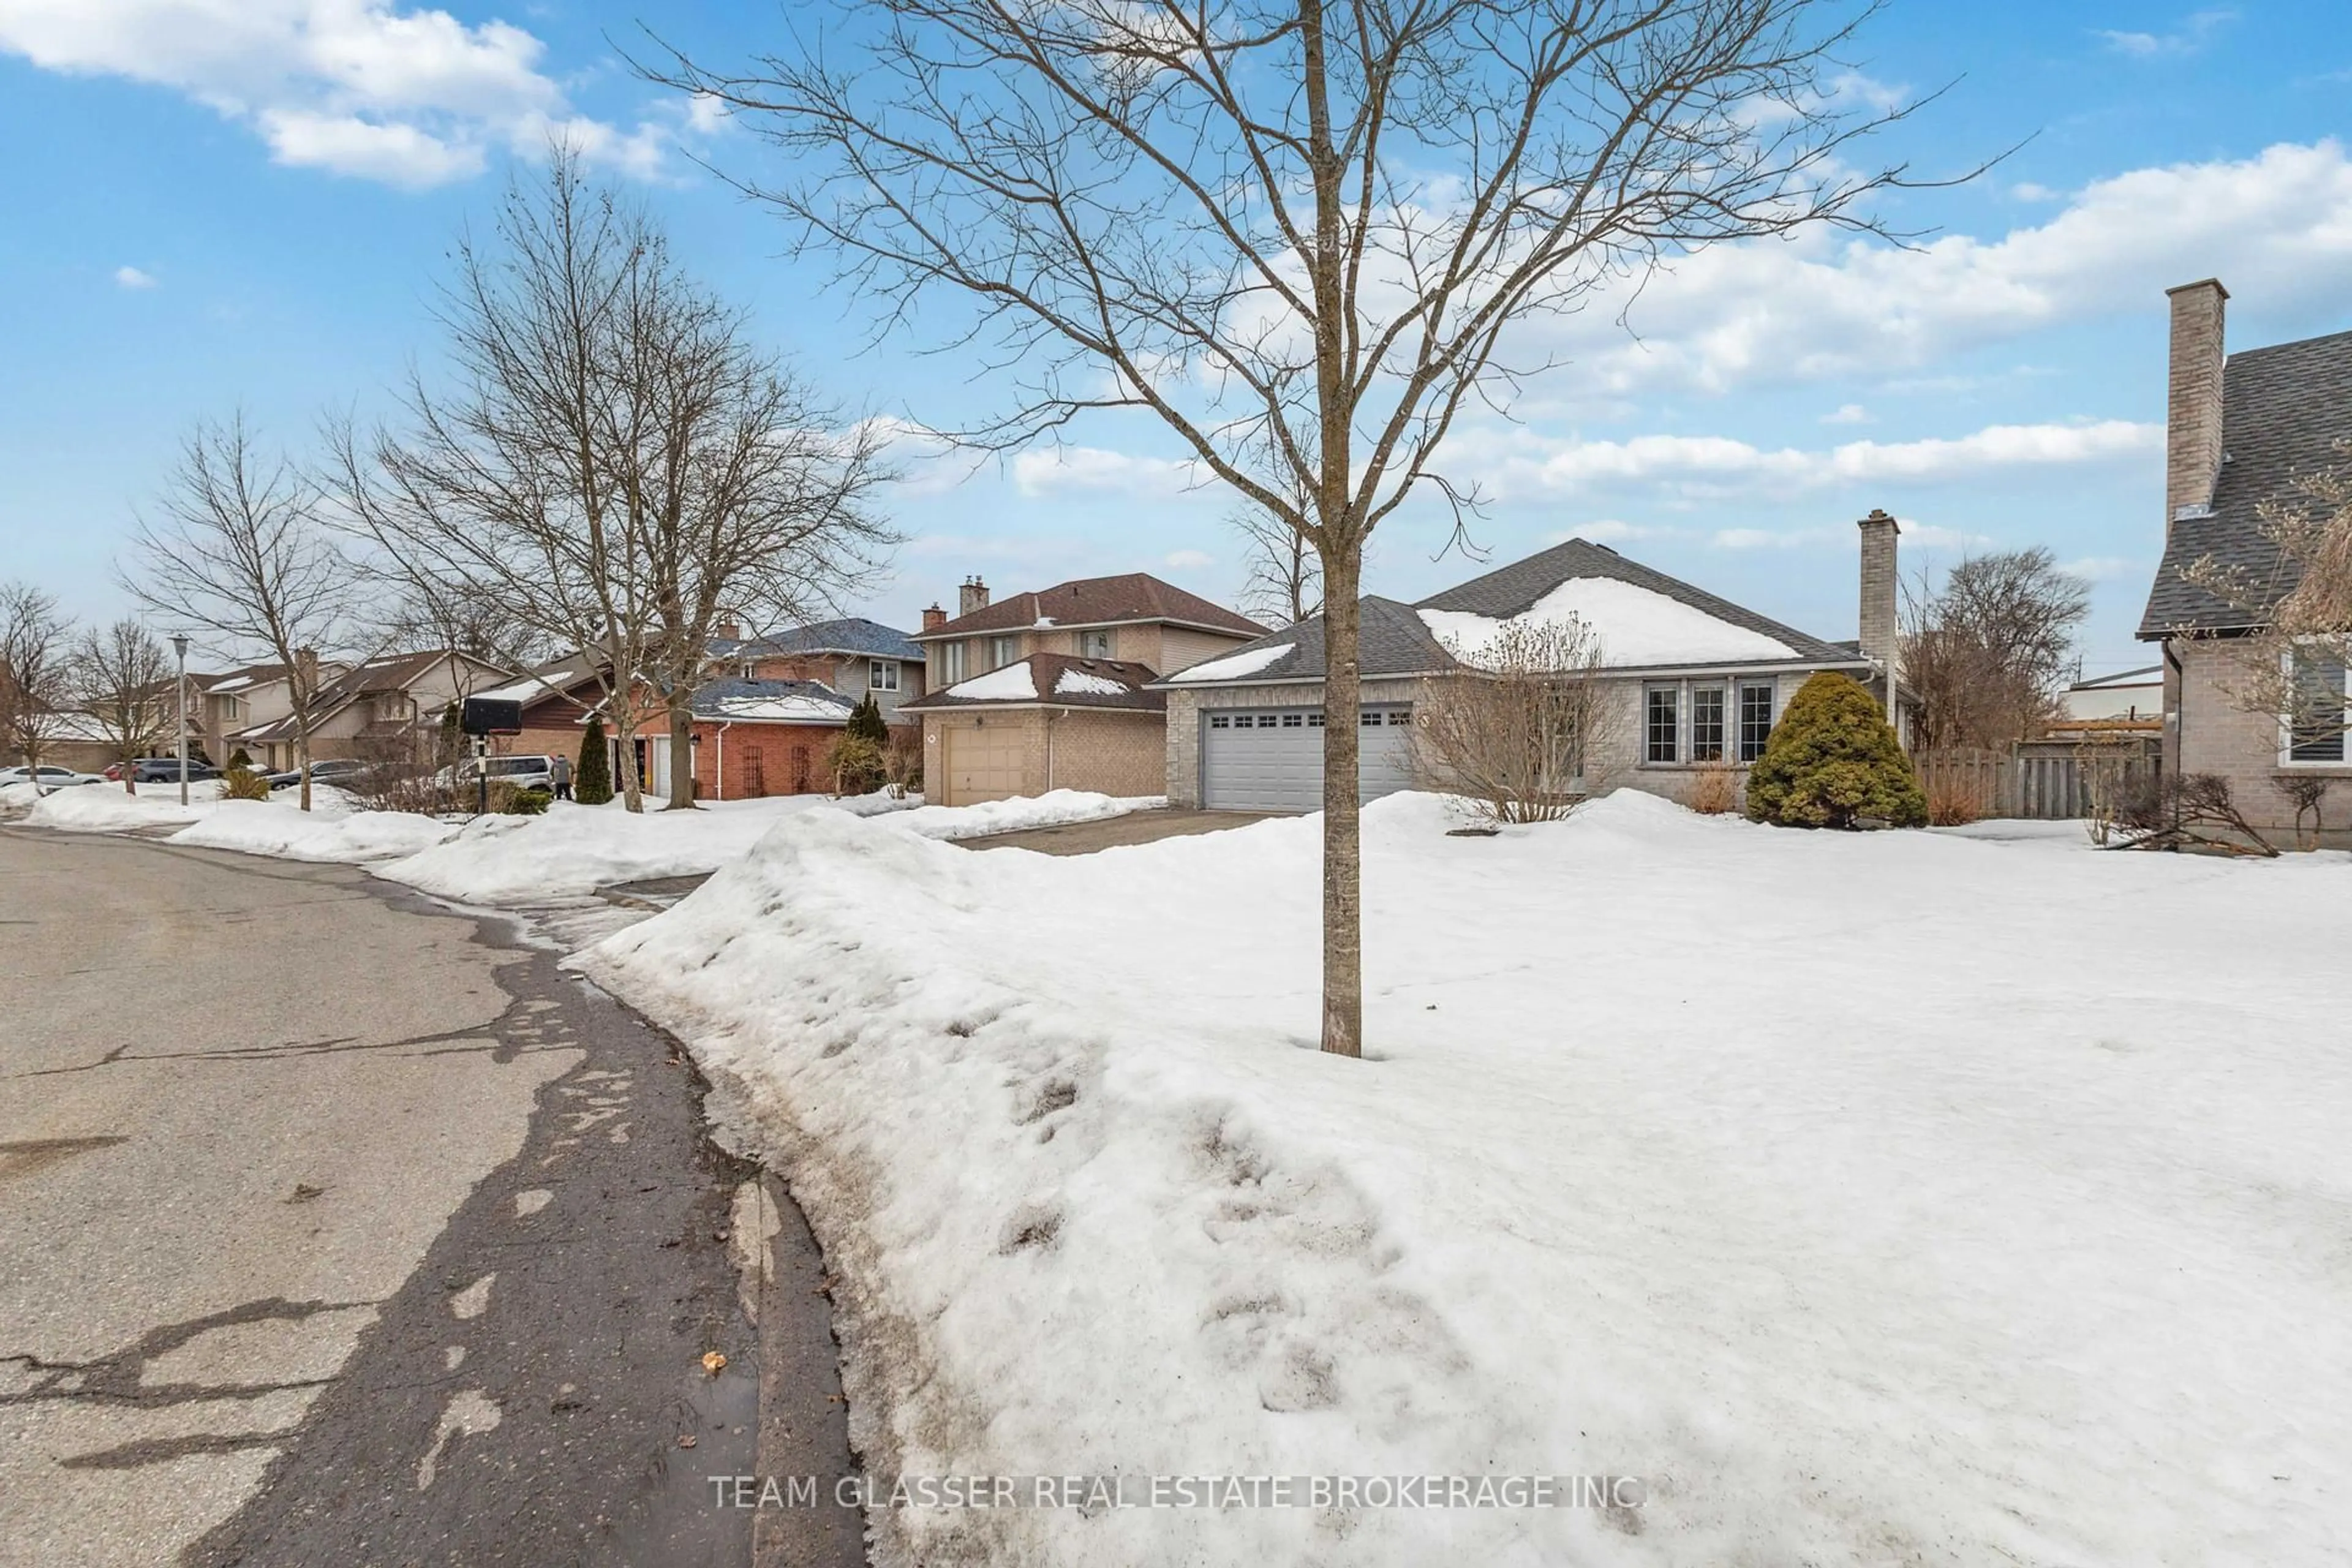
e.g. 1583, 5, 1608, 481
668, 699, 695, 810
614, 710, 644, 812
1318, 545, 1363, 1057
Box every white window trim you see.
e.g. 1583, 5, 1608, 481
2275, 644, 2352, 768
870, 658, 900, 693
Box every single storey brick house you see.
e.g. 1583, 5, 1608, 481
904, 574, 1267, 804
1152, 524, 1908, 813
2138, 279, 2352, 846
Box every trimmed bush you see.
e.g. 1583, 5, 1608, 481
488, 782, 552, 815
575, 717, 613, 805
827, 732, 888, 795
221, 765, 271, 802
1744, 672, 1926, 829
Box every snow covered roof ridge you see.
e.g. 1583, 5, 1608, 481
1415, 537, 1852, 665
903, 653, 1166, 712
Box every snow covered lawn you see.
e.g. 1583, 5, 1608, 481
582, 792, 2352, 1566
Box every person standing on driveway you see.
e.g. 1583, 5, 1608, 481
550, 755, 574, 801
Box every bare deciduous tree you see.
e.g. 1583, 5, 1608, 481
1411, 619, 1620, 824
1231, 479, 1324, 628
647, 0, 1933, 1053
74, 619, 174, 792
127, 413, 351, 810
1, 581, 75, 786
335, 151, 892, 813
2179, 439, 2352, 761
1901, 547, 2090, 752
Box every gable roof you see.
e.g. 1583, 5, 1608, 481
1152, 539, 1861, 688
237, 650, 513, 742
2141, 326, 2352, 637
741, 617, 923, 662
900, 652, 1166, 713
914, 573, 1266, 641
1417, 538, 1858, 665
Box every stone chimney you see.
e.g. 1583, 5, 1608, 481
959, 576, 990, 617
1856, 509, 1900, 704
921, 603, 947, 632
2165, 279, 2228, 532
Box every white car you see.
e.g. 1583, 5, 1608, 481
451, 755, 559, 791
0, 764, 102, 789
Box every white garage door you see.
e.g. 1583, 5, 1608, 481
1200, 706, 1415, 813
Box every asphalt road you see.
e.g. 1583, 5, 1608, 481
0, 828, 861, 1567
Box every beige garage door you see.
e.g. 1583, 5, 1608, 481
943, 722, 1025, 804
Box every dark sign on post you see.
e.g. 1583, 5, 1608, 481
460, 696, 523, 737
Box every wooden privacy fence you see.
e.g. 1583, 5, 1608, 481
1917, 737, 2163, 822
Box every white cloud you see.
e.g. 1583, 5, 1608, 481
2097, 10, 2236, 58
1710, 518, 1995, 552
1821, 403, 1871, 425
1163, 548, 1215, 570
2011, 181, 2064, 203
1011, 443, 1205, 499
1449, 419, 2160, 502
0, 0, 678, 187
1545, 519, 1664, 546
113, 265, 157, 288
2059, 555, 2143, 582
1532, 139, 2352, 398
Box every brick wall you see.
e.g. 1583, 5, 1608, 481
695, 720, 840, 799
2174, 636, 2352, 839
1043, 709, 1165, 796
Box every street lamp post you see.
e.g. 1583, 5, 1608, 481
172, 634, 190, 806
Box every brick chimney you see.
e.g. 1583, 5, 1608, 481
1856, 508, 1900, 706
2165, 278, 2228, 533
921, 602, 946, 632
959, 576, 990, 617
716, 619, 741, 643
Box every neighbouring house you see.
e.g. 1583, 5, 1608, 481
1153, 519, 1909, 813
651, 678, 862, 800
713, 618, 929, 725
236, 650, 512, 769
904, 574, 1268, 804
195, 662, 345, 767
2138, 279, 2352, 845
2048, 666, 2165, 739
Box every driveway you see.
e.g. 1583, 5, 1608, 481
960, 807, 1280, 855
0, 830, 858, 1567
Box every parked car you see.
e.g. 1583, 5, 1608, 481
452, 754, 559, 792
119, 758, 220, 784
269, 758, 371, 791
0, 764, 102, 788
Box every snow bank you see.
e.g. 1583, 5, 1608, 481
1420, 575, 1796, 667
584, 791, 2352, 1566
24, 780, 227, 832
881, 789, 1159, 840
170, 799, 463, 862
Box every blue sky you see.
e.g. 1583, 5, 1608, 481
3, 2, 2349, 675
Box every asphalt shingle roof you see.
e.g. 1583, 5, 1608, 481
2141, 327, 2352, 637
687, 677, 857, 722
1152, 539, 1860, 687
736, 618, 923, 662
916, 574, 1267, 641
900, 654, 1165, 712
1417, 538, 1858, 665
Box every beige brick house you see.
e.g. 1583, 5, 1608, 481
1152, 527, 1907, 813
2138, 279, 2352, 846
905, 574, 1267, 804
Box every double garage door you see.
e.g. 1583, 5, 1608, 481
1200, 706, 1414, 813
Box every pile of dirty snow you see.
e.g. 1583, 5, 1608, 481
582, 790, 2352, 1567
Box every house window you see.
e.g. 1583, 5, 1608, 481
1738, 682, 1775, 763
1079, 628, 1114, 658
870, 658, 900, 693
1690, 687, 1726, 763
2285, 650, 2349, 763
1645, 687, 1679, 764
942, 643, 967, 684
989, 635, 1020, 669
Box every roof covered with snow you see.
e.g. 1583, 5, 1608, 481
687, 677, 858, 725
1153, 538, 1864, 688
902, 654, 1165, 713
